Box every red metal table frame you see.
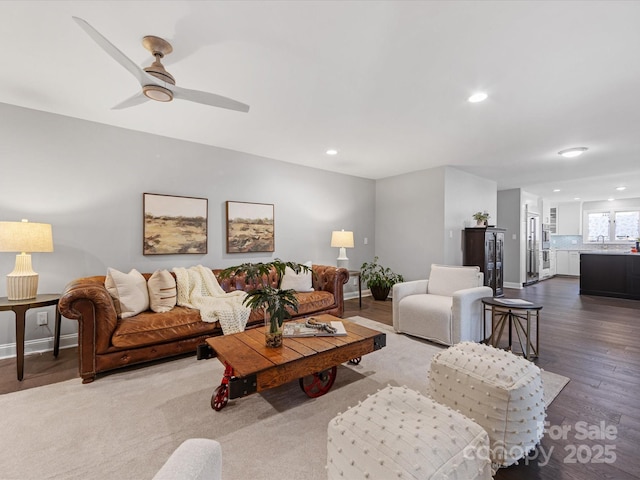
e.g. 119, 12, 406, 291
204, 315, 386, 410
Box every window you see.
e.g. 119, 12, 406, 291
584, 208, 640, 243
586, 212, 610, 242
615, 211, 639, 240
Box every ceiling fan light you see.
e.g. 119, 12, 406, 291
143, 85, 173, 102
558, 147, 588, 158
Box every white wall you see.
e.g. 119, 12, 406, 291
443, 167, 497, 265
0, 103, 375, 355
375, 166, 496, 282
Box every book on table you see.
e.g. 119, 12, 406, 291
283, 319, 347, 337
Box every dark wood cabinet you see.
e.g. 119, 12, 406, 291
463, 227, 506, 297
580, 253, 640, 300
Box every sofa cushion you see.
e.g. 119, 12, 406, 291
105, 268, 150, 318
280, 261, 314, 292
289, 291, 334, 316
148, 269, 177, 313
427, 264, 481, 296
112, 306, 218, 348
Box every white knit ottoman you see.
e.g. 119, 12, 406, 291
327, 385, 492, 480
428, 342, 545, 469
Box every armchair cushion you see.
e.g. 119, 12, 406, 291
428, 264, 483, 296
397, 294, 454, 345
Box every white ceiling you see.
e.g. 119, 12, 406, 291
2, 1, 639, 204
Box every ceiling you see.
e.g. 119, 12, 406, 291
2, 1, 639, 204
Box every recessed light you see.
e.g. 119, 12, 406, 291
553, 189, 561, 192
468, 92, 488, 103
326, 149, 338, 155
608, 198, 615, 201
558, 147, 588, 158
616, 186, 626, 191
574, 197, 581, 200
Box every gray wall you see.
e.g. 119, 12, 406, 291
497, 189, 521, 286
0, 103, 375, 356
375, 166, 497, 282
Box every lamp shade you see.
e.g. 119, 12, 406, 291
0, 220, 53, 253
330, 230, 354, 249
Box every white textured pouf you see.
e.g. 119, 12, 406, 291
327, 385, 492, 480
428, 342, 545, 469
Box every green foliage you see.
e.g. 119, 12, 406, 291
219, 259, 312, 330
473, 211, 490, 222
360, 256, 404, 289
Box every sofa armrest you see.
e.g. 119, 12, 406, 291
451, 286, 494, 343
311, 265, 349, 314
59, 276, 119, 382
392, 280, 429, 332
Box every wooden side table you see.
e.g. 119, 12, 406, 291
348, 270, 362, 308
0, 294, 61, 380
481, 297, 542, 359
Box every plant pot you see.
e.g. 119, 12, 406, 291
370, 285, 391, 301
263, 309, 283, 348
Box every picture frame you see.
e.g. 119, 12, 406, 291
226, 201, 275, 253
143, 193, 208, 255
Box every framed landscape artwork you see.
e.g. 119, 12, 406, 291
226, 201, 275, 253
143, 193, 208, 255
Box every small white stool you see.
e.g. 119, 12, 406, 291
428, 342, 545, 469
327, 385, 492, 480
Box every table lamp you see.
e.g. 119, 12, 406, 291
331, 230, 354, 269
0, 219, 54, 300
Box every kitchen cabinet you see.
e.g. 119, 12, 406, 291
549, 250, 557, 276
463, 227, 506, 297
580, 253, 640, 300
556, 202, 582, 235
556, 250, 580, 276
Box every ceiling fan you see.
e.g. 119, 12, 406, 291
72, 17, 250, 113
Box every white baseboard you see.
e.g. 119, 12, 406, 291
504, 282, 523, 290
0, 333, 78, 360
344, 289, 371, 301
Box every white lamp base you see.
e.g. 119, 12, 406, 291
6, 253, 39, 300
336, 247, 349, 269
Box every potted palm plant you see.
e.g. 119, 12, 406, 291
360, 256, 404, 301
219, 259, 311, 348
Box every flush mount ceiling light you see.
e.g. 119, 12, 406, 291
326, 149, 338, 155
468, 92, 488, 103
558, 147, 588, 158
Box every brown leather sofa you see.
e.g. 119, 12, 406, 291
59, 265, 349, 383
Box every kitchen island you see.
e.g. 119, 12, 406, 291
580, 252, 640, 300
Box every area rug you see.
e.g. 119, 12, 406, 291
0, 316, 569, 480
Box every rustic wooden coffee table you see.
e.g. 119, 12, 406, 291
203, 315, 386, 410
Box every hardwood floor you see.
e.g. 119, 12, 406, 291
1, 276, 639, 479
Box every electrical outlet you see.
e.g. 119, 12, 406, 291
352, 278, 358, 286
363, 237, 368, 245
37, 312, 48, 326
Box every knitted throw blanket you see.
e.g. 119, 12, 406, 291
173, 265, 250, 335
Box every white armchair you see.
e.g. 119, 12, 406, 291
392, 264, 493, 346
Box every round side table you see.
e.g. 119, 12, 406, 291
481, 296, 542, 359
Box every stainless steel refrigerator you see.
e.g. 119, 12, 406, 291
524, 208, 539, 286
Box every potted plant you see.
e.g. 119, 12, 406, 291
219, 259, 311, 348
473, 211, 490, 226
360, 256, 404, 301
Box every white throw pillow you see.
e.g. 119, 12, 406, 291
279, 261, 314, 292
147, 269, 177, 313
105, 268, 150, 318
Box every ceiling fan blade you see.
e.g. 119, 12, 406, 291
111, 91, 149, 110
172, 85, 250, 113
72, 16, 150, 87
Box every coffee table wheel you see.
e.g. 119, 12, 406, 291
299, 366, 337, 398
211, 384, 229, 411
348, 357, 362, 365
